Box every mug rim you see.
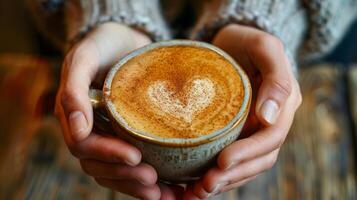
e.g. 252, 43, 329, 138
103, 40, 251, 147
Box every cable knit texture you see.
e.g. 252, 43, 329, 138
301, 0, 357, 60
191, 0, 357, 63
65, 0, 171, 44
190, 0, 307, 74
28, 0, 356, 63
27, 0, 171, 49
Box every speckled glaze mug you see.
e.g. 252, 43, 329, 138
89, 40, 251, 183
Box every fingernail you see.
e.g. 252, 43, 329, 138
124, 150, 141, 166
223, 162, 235, 171
124, 159, 137, 166
208, 182, 228, 197
69, 111, 87, 141
139, 179, 149, 186
211, 182, 227, 193
260, 99, 279, 124
207, 191, 216, 198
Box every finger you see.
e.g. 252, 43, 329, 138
217, 127, 285, 171
217, 86, 299, 170
220, 175, 257, 193
192, 180, 210, 199
159, 183, 185, 200
255, 76, 292, 125
70, 133, 141, 165
201, 149, 279, 194
247, 33, 294, 125
80, 160, 157, 185
57, 40, 100, 142
213, 24, 295, 125
183, 185, 201, 200
55, 99, 76, 147
57, 23, 152, 143
200, 176, 257, 198
95, 178, 161, 200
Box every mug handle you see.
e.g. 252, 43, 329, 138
89, 89, 115, 134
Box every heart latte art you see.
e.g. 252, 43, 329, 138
147, 78, 215, 124
110, 46, 244, 138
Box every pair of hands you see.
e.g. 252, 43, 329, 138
55, 22, 301, 199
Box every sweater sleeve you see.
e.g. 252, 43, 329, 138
27, 0, 171, 50
301, 0, 357, 60
191, 0, 357, 63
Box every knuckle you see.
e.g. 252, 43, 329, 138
277, 135, 286, 148
291, 80, 303, 109
60, 86, 79, 108
297, 92, 303, 107
55, 94, 66, 119
253, 33, 284, 53
70, 47, 86, 63
214, 24, 239, 44
266, 153, 278, 169
113, 167, 125, 178
278, 140, 284, 149
139, 164, 157, 177
295, 84, 303, 107
63, 52, 73, 68
54, 104, 60, 118
248, 135, 265, 151
223, 24, 240, 33
202, 169, 222, 193
66, 43, 98, 72
272, 132, 286, 149
269, 78, 293, 100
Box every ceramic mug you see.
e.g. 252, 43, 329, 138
89, 40, 252, 183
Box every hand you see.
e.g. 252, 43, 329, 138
55, 22, 183, 199
184, 24, 302, 199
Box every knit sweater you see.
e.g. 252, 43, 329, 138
27, 0, 357, 63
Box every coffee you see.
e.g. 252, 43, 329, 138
110, 45, 244, 138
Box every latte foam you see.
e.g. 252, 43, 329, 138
147, 78, 215, 124
110, 46, 244, 138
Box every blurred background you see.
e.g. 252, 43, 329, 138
0, 0, 356, 199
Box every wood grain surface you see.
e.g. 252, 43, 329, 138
348, 65, 357, 140
275, 65, 356, 200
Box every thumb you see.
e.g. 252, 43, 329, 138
59, 41, 99, 142
256, 73, 292, 125
159, 183, 184, 200
57, 23, 151, 143
243, 32, 294, 126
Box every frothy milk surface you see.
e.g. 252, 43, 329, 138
110, 46, 244, 138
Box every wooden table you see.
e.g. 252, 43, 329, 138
0, 62, 356, 200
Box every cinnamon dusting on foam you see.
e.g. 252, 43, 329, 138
147, 78, 215, 123
110, 46, 244, 138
